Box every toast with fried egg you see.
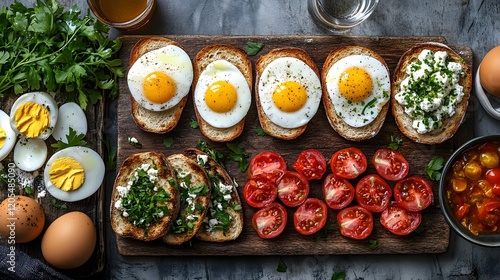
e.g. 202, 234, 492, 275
391, 42, 472, 144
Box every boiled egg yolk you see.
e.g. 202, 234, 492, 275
49, 157, 85, 192
205, 81, 237, 113
14, 102, 50, 138
143, 71, 176, 104
272, 81, 308, 112
0, 127, 5, 148
338, 67, 373, 102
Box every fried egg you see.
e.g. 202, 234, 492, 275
127, 45, 193, 112
258, 57, 322, 129
194, 60, 251, 128
51, 102, 88, 143
325, 55, 390, 127
0, 110, 16, 161
13, 137, 47, 172
44, 146, 105, 202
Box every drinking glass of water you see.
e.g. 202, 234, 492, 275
308, 0, 379, 31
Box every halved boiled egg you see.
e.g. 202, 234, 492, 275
127, 45, 193, 112
44, 146, 105, 202
51, 102, 88, 142
0, 109, 16, 161
13, 137, 47, 172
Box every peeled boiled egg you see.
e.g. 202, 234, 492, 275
41, 211, 96, 269
0, 195, 45, 243
13, 137, 47, 172
127, 45, 193, 111
257, 57, 322, 128
44, 146, 105, 202
194, 59, 251, 128
51, 102, 88, 142
0, 109, 16, 161
479, 46, 500, 97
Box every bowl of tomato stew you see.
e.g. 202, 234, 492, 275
439, 135, 500, 247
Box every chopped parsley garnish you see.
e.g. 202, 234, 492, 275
389, 135, 403, 150
243, 42, 264, 56
163, 136, 174, 148
190, 118, 199, 129
197, 140, 226, 168
51, 127, 87, 151
426, 157, 444, 181
50, 198, 67, 209
361, 97, 378, 115
226, 142, 249, 172
331, 272, 346, 280
277, 259, 288, 272
368, 239, 378, 250
255, 126, 267, 136
127, 137, 142, 148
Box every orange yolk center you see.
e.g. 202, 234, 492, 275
272, 81, 308, 112
338, 67, 373, 102
143, 71, 176, 104
205, 81, 237, 113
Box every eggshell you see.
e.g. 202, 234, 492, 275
41, 211, 96, 269
0, 195, 45, 243
479, 46, 500, 97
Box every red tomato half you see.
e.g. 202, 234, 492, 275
330, 147, 367, 179
243, 179, 277, 208
277, 171, 310, 207
322, 174, 354, 210
293, 149, 327, 180
252, 202, 287, 239
248, 151, 287, 183
394, 175, 434, 212
372, 148, 410, 181
293, 198, 328, 235
355, 174, 392, 213
337, 205, 373, 240
380, 202, 422, 236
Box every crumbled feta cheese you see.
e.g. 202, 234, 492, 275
197, 154, 208, 164
223, 194, 232, 202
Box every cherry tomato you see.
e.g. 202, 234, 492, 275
372, 148, 409, 181
355, 174, 392, 213
330, 147, 367, 179
252, 202, 287, 239
380, 202, 422, 236
394, 175, 434, 212
293, 198, 328, 235
476, 199, 500, 226
322, 173, 354, 210
486, 168, 500, 185
243, 179, 277, 208
337, 205, 373, 240
293, 149, 327, 180
248, 151, 287, 183
277, 171, 310, 207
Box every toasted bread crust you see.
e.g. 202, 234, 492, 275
192, 45, 252, 142
321, 46, 390, 142
391, 42, 472, 144
111, 151, 179, 241
129, 37, 190, 134
255, 47, 320, 140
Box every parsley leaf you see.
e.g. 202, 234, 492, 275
163, 137, 174, 148
226, 142, 249, 172
190, 118, 199, 129
426, 157, 444, 181
277, 259, 287, 273
50, 198, 67, 209
332, 272, 346, 280
368, 239, 378, 250
197, 140, 226, 168
51, 127, 87, 151
255, 126, 267, 136
128, 137, 142, 148
103, 135, 117, 171
389, 135, 403, 150
24, 186, 34, 196
244, 42, 264, 56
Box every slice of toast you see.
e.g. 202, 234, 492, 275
162, 153, 211, 245
321, 46, 391, 141
391, 42, 472, 144
129, 37, 191, 134
111, 151, 179, 241
182, 148, 243, 242
192, 45, 252, 142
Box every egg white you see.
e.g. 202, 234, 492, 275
0, 110, 16, 161
127, 45, 193, 112
258, 57, 322, 129
194, 60, 251, 128
13, 137, 47, 172
51, 102, 88, 142
325, 55, 391, 127
44, 146, 105, 202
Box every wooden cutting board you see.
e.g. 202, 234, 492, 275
115, 35, 474, 255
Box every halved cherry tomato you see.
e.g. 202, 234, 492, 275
277, 171, 310, 207
394, 175, 434, 212
380, 202, 422, 236
372, 148, 409, 181
252, 202, 287, 239
322, 173, 354, 210
293, 198, 328, 235
337, 205, 373, 240
355, 174, 392, 213
293, 149, 327, 180
243, 179, 277, 208
476, 199, 500, 226
330, 147, 367, 179
248, 151, 287, 183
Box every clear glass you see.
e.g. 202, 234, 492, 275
308, 0, 379, 31
87, 0, 156, 31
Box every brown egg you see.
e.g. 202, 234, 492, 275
479, 46, 500, 97
0, 195, 45, 243
41, 211, 96, 269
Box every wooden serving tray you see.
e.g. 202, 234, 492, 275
115, 35, 473, 255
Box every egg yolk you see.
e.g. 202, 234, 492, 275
272, 81, 308, 112
0, 126, 5, 148
49, 157, 85, 192
143, 71, 176, 104
205, 81, 237, 113
14, 102, 50, 138
338, 67, 373, 102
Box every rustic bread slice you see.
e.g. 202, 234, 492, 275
192, 45, 252, 142
129, 37, 190, 134
255, 47, 320, 140
162, 153, 211, 245
321, 46, 391, 141
182, 148, 243, 242
391, 42, 472, 144
111, 151, 179, 241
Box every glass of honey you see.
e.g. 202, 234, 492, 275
87, 0, 156, 31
